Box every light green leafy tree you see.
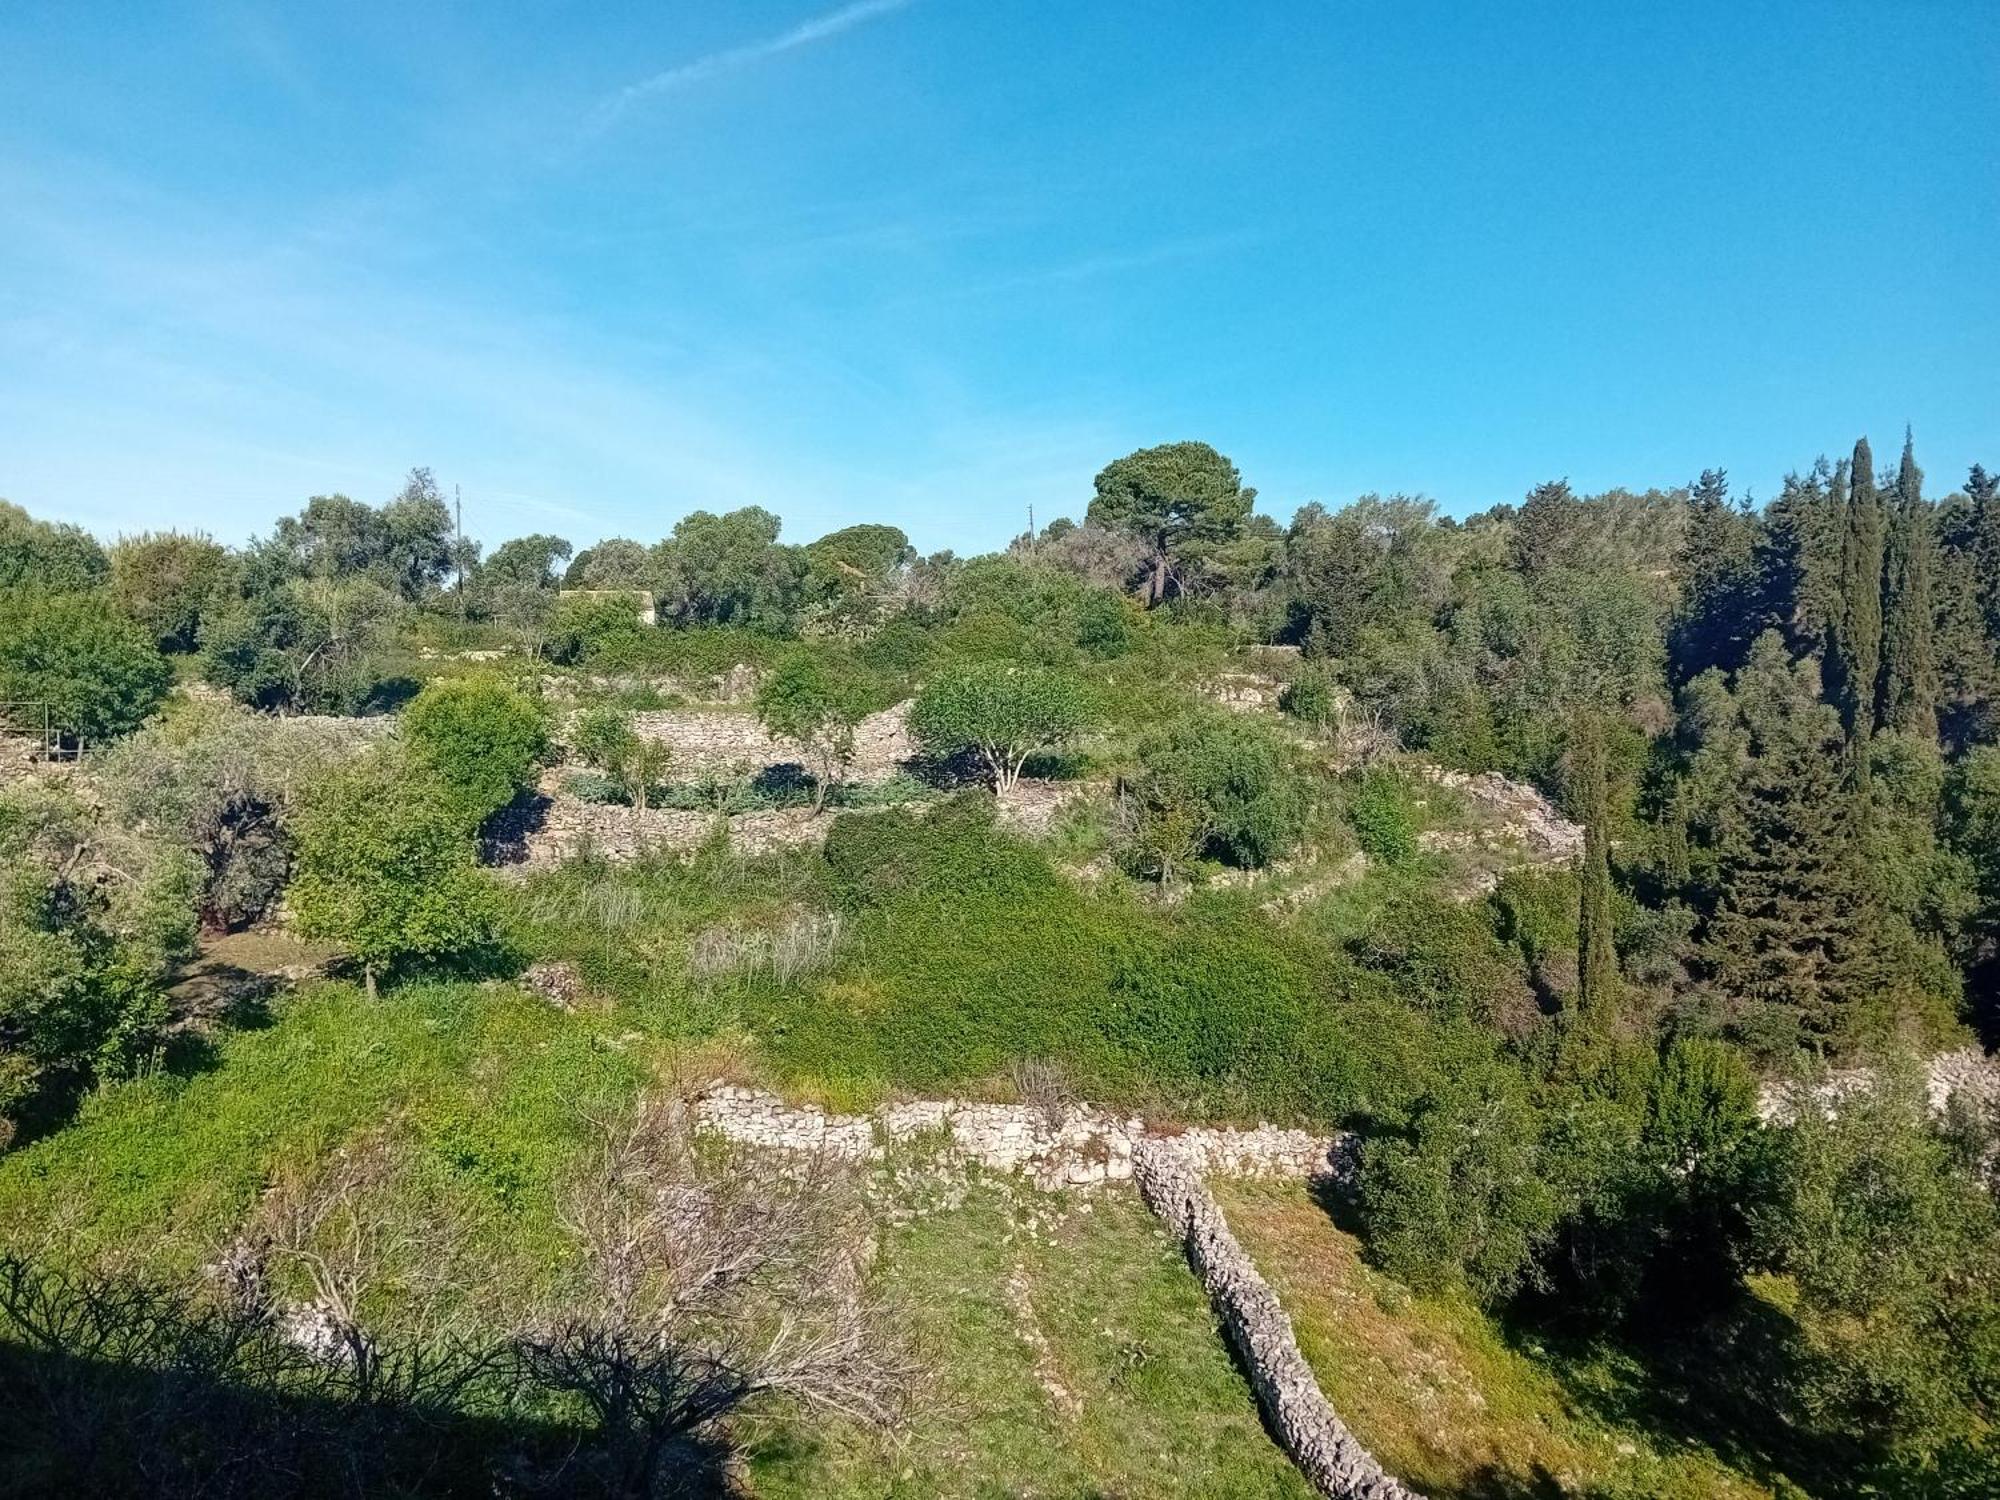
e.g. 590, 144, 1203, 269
289, 755, 500, 999
908, 663, 1086, 793
401, 676, 551, 825
756, 652, 871, 812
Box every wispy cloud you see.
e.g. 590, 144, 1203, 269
585, 0, 914, 135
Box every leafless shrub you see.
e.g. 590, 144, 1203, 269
1008, 1057, 1077, 1126
517, 1095, 921, 1495
243, 1130, 477, 1355
0, 1255, 503, 1499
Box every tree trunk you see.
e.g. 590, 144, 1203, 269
1149, 551, 1169, 608
363, 963, 377, 1002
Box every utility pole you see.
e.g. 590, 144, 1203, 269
1027, 503, 1036, 555
455, 485, 466, 623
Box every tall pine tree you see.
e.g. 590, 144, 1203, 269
1830, 441, 1884, 782
1753, 461, 1842, 654
1971, 463, 2000, 643
1881, 431, 1939, 740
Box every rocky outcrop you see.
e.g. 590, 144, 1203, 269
1134, 1139, 1423, 1500
689, 1085, 1353, 1193
1415, 765, 1583, 899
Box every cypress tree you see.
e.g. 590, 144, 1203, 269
1574, 713, 1618, 1027
1830, 441, 1884, 780
1881, 432, 1939, 740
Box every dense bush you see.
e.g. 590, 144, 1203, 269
1343, 767, 1420, 865
93, 701, 364, 928
1748, 1068, 2000, 1476
1354, 890, 1536, 1032
0, 590, 171, 744
1121, 712, 1313, 871
401, 676, 550, 824
0, 787, 196, 1143
107, 531, 232, 653
0, 502, 107, 592
1359, 1060, 1560, 1300
544, 591, 646, 665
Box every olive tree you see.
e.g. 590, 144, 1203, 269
288, 755, 499, 999
908, 663, 1086, 793
756, 653, 870, 812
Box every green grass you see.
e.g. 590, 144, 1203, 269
1215, 1180, 1779, 1500
0, 972, 1314, 1496
747, 1177, 1313, 1499
0, 980, 651, 1286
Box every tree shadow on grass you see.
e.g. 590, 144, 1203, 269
0, 1324, 740, 1500
1294, 1176, 1845, 1499
1493, 1294, 1853, 1499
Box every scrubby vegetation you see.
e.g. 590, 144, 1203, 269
4, 434, 2000, 1493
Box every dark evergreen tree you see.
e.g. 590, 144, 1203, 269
1668, 468, 1759, 684
1829, 442, 1884, 780
1752, 462, 1841, 654
1881, 432, 1939, 740
1509, 479, 1584, 578
1935, 485, 2000, 748
1702, 635, 1880, 1054
1972, 463, 2000, 644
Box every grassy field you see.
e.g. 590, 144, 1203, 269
747, 1179, 1312, 1499
1215, 1180, 1779, 1500
0, 975, 1309, 1497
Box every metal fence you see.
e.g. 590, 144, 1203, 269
0, 701, 72, 760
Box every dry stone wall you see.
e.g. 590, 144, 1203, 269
690, 1084, 1353, 1192
1757, 1047, 2000, 1124
506, 792, 848, 868
1134, 1139, 1424, 1500
688, 1083, 1409, 1498
612, 700, 915, 777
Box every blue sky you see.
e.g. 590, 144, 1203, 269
2, 1, 1994, 555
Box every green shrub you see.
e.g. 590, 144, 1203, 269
1278, 670, 1340, 733
1099, 914, 1319, 1110
1124, 713, 1313, 871
822, 794, 1028, 909
1359, 1061, 1560, 1301
402, 675, 550, 824
1355, 891, 1535, 1031
1346, 769, 1418, 865
0, 590, 171, 745
545, 593, 646, 665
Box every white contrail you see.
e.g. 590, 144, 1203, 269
586, 0, 914, 133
